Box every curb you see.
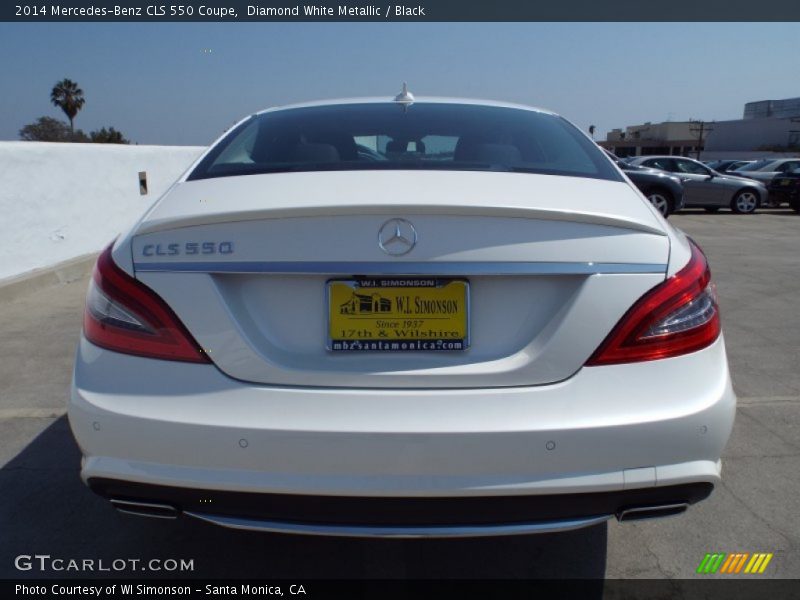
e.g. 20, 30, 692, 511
0, 253, 97, 303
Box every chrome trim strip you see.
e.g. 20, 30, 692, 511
616, 503, 689, 522
114, 508, 178, 520
134, 261, 667, 275
183, 512, 611, 538
110, 499, 179, 520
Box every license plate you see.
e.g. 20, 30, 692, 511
327, 278, 469, 352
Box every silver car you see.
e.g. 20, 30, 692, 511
732, 158, 800, 206
732, 157, 800, 183
628, 155, 768, 214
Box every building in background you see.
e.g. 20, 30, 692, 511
704, 97, 800, 156
602, 96, 800, 160
600, 121, 703, 158
743, 97, 800, 120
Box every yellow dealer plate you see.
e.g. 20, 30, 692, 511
327, 278, 470, 352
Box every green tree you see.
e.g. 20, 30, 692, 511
19, 116, 72, 141
50, 78, 85, 135
90, 126, 130, 144
19, 116, 89, 142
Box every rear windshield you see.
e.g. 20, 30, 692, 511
187, 103, 622, 182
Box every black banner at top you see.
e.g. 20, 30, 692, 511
5, 0, 800, 21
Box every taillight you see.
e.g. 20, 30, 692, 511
83, 244, 210, 363
586, 241, 720, 366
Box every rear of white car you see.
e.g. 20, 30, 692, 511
69, 98, 735, 536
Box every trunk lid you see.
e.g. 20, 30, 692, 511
129, 170, 669, 388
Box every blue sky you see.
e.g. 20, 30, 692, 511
1, 22, 799, 146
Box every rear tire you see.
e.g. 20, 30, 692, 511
731, 189, 759, 214
790, 197, 800, 214
704, 207, 720, 213
646, 189, 674, 218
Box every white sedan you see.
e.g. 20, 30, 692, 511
69, 94, 735, 537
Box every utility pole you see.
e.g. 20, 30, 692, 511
689, 119, 714, 160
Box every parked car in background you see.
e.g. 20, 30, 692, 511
603, 149, 684, 217
767, 166, 800, 212
732, 158, 800, 206
627, 155, 768, 214
69, 95, 735, 537
732, 157, 800, 181
704, 159, 753, 174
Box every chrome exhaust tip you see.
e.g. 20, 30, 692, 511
110, 499, 179, 519
617, 503, 689, 522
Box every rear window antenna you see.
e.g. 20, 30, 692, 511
394, 82, 415, 111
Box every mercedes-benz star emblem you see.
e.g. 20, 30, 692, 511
378, 218, 417, 256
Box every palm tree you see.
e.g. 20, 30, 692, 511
50, 79, 85, 135
589, 125, 596, 140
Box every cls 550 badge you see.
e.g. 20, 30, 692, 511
141, 242, 234, 257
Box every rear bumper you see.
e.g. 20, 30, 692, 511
88, 477, 712, 537
70, 335, 735, 532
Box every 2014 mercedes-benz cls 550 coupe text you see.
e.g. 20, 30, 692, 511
69, 94, 736, 537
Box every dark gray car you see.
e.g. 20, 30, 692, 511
603, 149, 683, 217
627, 155, 768, 214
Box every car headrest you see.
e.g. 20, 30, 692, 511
289, 142, 340, 163
386, 140, 427, 155
308, 131, 358, 160
385, 140, 408, 154
455, 141, 522, 165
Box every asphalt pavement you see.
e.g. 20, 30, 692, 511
1, 209, 798, 580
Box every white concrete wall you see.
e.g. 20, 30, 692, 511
0, 141, 205, 282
